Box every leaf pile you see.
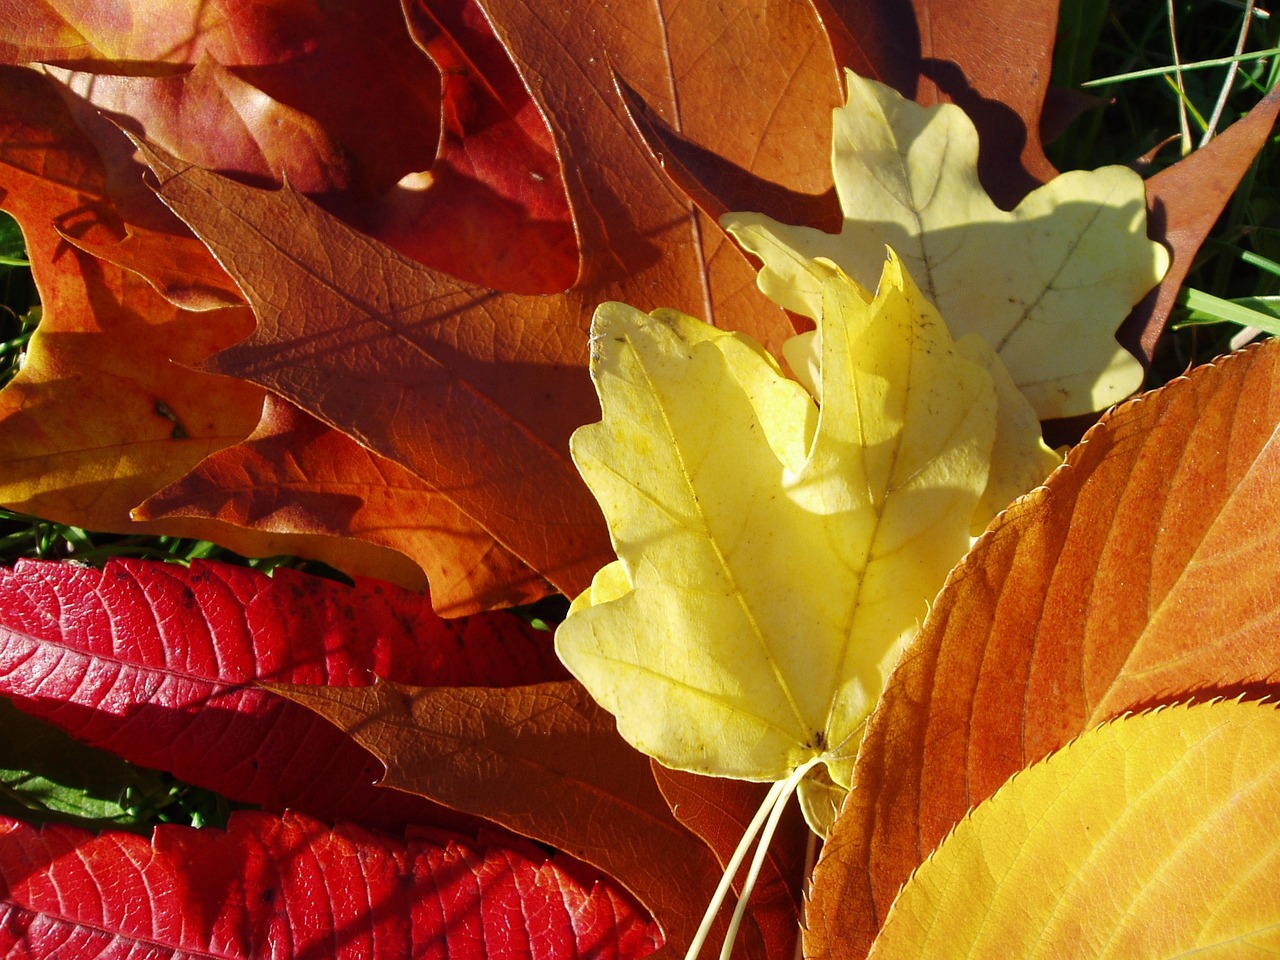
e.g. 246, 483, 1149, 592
0, 0, 1277, 957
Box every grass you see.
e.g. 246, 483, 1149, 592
1051, 0, 1280, 380
0, 0, 1276, 832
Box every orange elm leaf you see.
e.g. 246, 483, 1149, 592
865, 703, 1280, 959
274, 679, 775, 959
805, 336, 1280, 959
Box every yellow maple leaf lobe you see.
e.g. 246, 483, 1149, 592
556, 253, 996, 788
724, 70, 1170, 420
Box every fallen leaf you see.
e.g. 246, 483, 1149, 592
0, 66, 440, 588
275, 679, 773, 959
724, 71, 1169, 420
812, 0, 1061, 207
0, 810, 661, 958
1123, 83, 1280, 361
139, 0, 840, 601
807, 335, 1280, 957
0, 0, 444, 200
556, 255, 995, 793
865, 703, 1280, 959
0, 68, 264, 536
377, 0, 577, 292
137, 395, 549, 616
0, 558, 565, 833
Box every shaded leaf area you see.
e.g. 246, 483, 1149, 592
0, 0, 574, 292
276, 679, 801, 960
866, 703, 1280, 959
0, 0, 577, 609
807, 336, 1280, 958
725, 72, 1167, 421
0, 810, 660, 959
0, 697, 174, 829
0, 558, 567, 834
650, 764, 807, 953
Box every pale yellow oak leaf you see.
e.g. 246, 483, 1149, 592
724, 70, 1169, 420
556, 253, 995, 789
866, 701, 1280, 960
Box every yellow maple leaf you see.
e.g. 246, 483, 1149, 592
724, 70, 1170, 420
557, 252, 995, 793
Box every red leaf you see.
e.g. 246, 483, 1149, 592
0, 558, 566, 832
0, 811, 660, 958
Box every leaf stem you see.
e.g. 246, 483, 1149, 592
683, 758, 819, 960
718, 759, 818, 960
683, 777, 787, 960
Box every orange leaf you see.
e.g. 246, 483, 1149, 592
807, 336, 1280, 958
138, 395, 548, 614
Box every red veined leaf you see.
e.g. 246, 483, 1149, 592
0, 810, 660, 958
0, 558, 566, 833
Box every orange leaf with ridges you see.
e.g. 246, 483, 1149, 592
807, 336, 1280, 958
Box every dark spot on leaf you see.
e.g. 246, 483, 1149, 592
154, 401, 188, 440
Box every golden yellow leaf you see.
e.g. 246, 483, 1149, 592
866, 701, 1280, 960
555, 253, 995, 788
724, 70, 1169, 420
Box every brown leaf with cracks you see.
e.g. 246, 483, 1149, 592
274, 678, 776, 959
805, 336, 1280, 959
